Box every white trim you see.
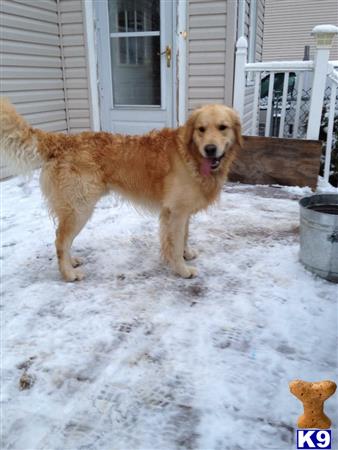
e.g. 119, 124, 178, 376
265, 72, 275, 137
83, 0, 100, 131
245, 61, 314, 71
160, 0, 167, 111
293, 71, 304, 138
323, 79, 336, 182
251, 71, 260, 135
95, 0, 114, 131
278, 72, 289, 138
177, 0, 187, 125
93, 0, 183, 130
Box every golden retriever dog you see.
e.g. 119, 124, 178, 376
0, 99, 242, 281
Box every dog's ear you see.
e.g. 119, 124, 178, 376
231, 111, 243, 148
184, 108, 201, 147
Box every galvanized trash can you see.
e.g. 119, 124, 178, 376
299, 194, 338, 283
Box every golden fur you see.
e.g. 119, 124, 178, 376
0, 99, 242, 280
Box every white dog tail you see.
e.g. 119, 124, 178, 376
0, 98, 44, 175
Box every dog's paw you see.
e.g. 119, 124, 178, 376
184, 247, 199, 261
71, 257, 83, 268
176, 264, 198, 279
63, 268, 85, 282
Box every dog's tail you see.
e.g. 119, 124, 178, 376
0, 98, 49, 175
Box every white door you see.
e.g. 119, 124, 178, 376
96, 0, 175, 134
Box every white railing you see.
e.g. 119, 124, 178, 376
324, 63, 338, 183
233, 25, 338, 185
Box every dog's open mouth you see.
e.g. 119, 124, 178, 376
209, 157, 221, 170
200, 154, 224, 176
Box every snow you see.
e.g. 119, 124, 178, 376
316, 176, 338, 194
312, 24, 338, 35
2, 174, 337, 450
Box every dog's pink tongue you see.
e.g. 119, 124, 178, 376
200, 159, 212, 176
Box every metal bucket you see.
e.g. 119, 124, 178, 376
299, 194, 338, 283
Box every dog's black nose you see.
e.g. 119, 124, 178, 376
204, 144, 217, 157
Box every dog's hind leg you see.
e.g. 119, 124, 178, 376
160, 208, 197, 278
183, 216, 199, 261
55, 205, 94, 281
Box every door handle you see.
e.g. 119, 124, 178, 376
158, 45, 172, 68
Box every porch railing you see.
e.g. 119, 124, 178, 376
233, 25, 338, 186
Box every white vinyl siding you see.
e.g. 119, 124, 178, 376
0, 0, 91, 178
0, 0, 67, 133
0, 0, 90, 134
256, 0, 264, 61
187, 0, 265, 119
263, 0, 338, 61
242, 0, 265, 134
59, 0, 90, 133
187, 0, 227, 112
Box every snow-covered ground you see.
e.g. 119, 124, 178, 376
1, 174, 337, 450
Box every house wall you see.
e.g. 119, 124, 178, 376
186, 0, 265, 133
59, 0, 91, 132
263, 0, 338, 61
187, 0, 228, 113
0, 0, 90, 133
0, 0, 91, 178
242, 0, 265, 135
0, 0, 68, 134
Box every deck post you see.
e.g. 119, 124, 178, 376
233, 37, 248, 120
306, 25, 338, 140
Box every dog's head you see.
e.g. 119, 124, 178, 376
184, 104, 242, 175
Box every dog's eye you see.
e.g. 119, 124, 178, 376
219, 124, 228, 131
198, 126, 206, 133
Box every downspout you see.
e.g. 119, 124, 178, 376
56, 0, 71, 133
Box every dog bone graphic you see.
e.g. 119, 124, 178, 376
289, 380, 337, 429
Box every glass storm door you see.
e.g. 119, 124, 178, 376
96, 0, 174, 134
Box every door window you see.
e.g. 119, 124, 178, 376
108, 0, 161, 106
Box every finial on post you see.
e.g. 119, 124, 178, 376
311, 24, 338, 48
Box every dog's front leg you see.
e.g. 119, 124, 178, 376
183, 216, 199, 261
160, 208, 197, 278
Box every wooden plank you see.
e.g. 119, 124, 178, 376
228, 136, 322, 189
